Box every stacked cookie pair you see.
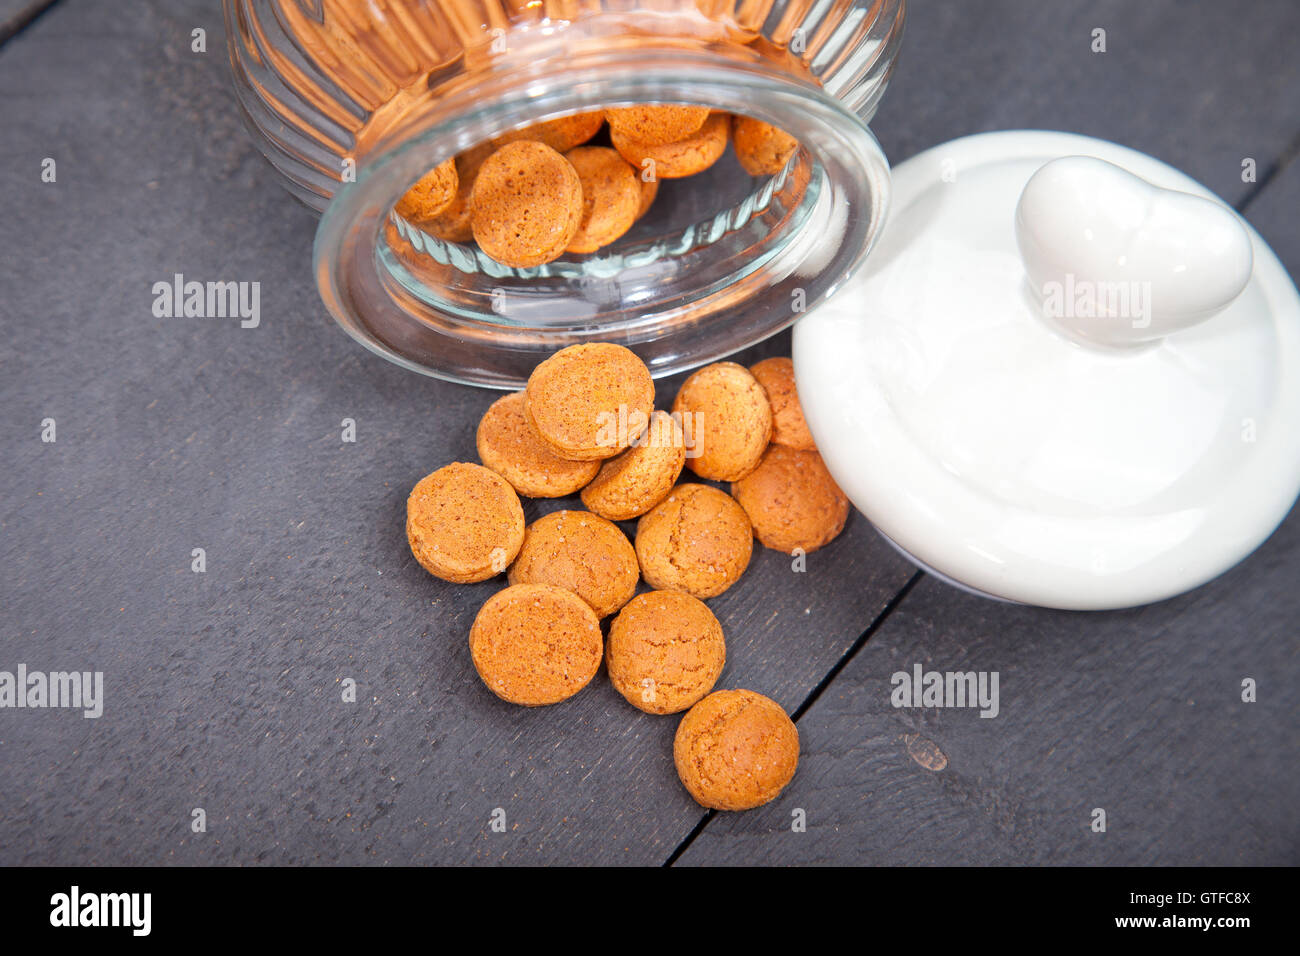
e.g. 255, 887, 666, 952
394, 105, 800, 268
673, 357, 853, 556
405, 343, 845, 811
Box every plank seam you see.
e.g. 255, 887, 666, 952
1237, 126, 1300, 214
789, 569, 925, 723
0, 0, 62, 48
662, 568, 926, 866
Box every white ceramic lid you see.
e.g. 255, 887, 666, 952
794, 130, 1300, 610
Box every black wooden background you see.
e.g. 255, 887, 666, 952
1, 0, 1297, 865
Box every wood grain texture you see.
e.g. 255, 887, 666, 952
0, 0, 1297, 866
675, 0, 1300, 863
1241, 142, 1300, 276
676, 504, 1300, 865
0, 0, 55, 45
0, 0, 914, 864
870, 0, 1300, 209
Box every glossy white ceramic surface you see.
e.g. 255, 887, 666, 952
794, 131, 1300, 609
1015, 155, 1254, 347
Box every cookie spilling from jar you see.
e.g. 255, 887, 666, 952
403, 344, 848, 811
392, 107, 800, 268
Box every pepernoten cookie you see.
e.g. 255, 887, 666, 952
471, 141, 583, 268
605, 105, 709, 146
611, 111, 730, 179
491, 110, 605, 153
731, 444, 850, 554
748, 356, 816, 451
469, 583, 603, 706
394, 158, 458, 223
635, 484, 753, 599
406, 462, 525, 583
672, 361, 773, 482
673, 689, 799, 810
524, 343, 655, 461
731, 115, 800, 176
564, 146, 641, 254
476, 391, 600, 498
507, 510, 639, 618
420, 143, 495, 243
580, 410, 685, 521
607, 591, 726, 715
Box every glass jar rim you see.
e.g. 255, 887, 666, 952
313, 45, 891, 387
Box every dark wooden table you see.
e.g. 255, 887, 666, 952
1, 0, 1296, 866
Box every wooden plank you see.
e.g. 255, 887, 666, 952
0, 0, 54, 46
676, 156, 1300, 865
0, 0, 914, 863
676, 499, 1300, 864
674, 0, 1300, 864
1241, 141, 1300, 276
2, 0, 1298, 866
870, 0, 1300, 209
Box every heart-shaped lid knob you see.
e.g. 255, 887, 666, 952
1015, 156, 1253, 347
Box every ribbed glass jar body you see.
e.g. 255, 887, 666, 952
225, 0, 905, 386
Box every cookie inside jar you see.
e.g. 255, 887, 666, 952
382, 107, 805, 309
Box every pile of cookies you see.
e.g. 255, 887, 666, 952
394, 106, 800, 268
405, 343, 848, 811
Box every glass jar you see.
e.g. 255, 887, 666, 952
224, 0, 904, 386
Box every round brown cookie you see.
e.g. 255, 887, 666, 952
730, 444, 850, 554
394, 157, 458, 223
523, 343, 655, 461
605, 105, 709, 146
673, 689, 799, 810
731, 115, 800, 176
672, 361, 772, 481
469, 583, 603, 706
610, 111, 730, 179
564, 146, 640, 254
471, 141, 583, 268
406, 462, 525, 583
476, 391, 600, 498
507, 510, 639, 618
580, 410, 685, 521
491, 110, 605, 153
607, 591, 726, 715
635, 484, 753, 599
421, 142, 495, 243
748, 356, 816, 451
634, 173, 659, 221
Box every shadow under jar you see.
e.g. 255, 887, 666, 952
225, 0, 904, 387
